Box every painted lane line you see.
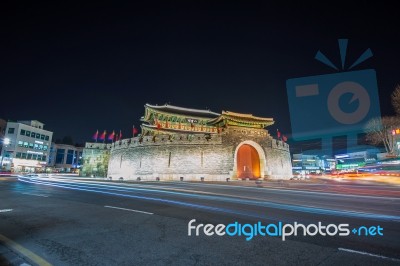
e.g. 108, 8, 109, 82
0, 234, 52, 266
20, 192, 49, 197
0, 209, 13, 213
338, 248, 400, 262
104, 205, 153, 215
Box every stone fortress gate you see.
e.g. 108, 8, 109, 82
107, 104, 292, 181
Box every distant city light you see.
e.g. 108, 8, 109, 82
4, 138, 10, 145
392, 129, 400, 135
335, 154, 350, 159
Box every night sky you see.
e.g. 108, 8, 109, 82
1, 2, 399, 147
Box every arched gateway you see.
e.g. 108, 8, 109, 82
234, 140, 266, 180
237, 144, 260, 179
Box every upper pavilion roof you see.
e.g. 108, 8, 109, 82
208, 111, 274, 128
144, 103, 220, 119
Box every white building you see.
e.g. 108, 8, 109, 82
0, 120, 53, 173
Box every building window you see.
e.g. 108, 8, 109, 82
26, 130, 30, 136
8, 128, 15, 134
31, 132, 35, 137
56, 149, 65, 164
43, 145, 48, 151
20, 129, 26, 135
66, 150, 74, 164
29, 143, 34, 149
18, 141, 23, 147
27, 153, 32, 160
32, 154, 37, 160
21, 153, 27, 159
34, 144, 39, 149
42, 155, 46, 162
23, 142, 28, 147
45, 135, 49, 141
38, 145, 43, 150
16, 152, 21, 158
36, 133, 40, 139
37, 155, 42, 161
41, 134, 45, 140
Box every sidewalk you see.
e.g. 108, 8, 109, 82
0, 244, 33, 266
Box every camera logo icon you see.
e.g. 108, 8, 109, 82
327, 80, 370, 125
286, 39, 381, 141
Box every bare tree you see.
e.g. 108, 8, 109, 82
391, 84, 400, 116
365, 116, 399, 155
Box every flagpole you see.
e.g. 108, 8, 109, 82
94, 129, 98, 143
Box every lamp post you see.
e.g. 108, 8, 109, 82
0, 137, 10, 171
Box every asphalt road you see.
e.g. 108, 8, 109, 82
0, 176, 399, 265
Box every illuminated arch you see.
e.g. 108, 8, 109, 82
233, 141, 266, 179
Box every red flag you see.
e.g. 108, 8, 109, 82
108, 130, 115, 141
92, 130, 99, 142
277, 129, 281, 139
119, 130, 122, 140
282, 135, 287, 142
133, 126, 138, 136
99, 130, 107, 142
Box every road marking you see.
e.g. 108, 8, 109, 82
21, 192, 49, 197
338, 248, 400, 262
0, 234, 52, 266
0, 209, 13, 213
104, 205, 153, 215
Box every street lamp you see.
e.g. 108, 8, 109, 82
1, 138, 11, 171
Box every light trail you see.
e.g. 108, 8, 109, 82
47, 176, 400, 201
18, 177, 400, 222
18, 177, 267, 220
20, 192, 49, 197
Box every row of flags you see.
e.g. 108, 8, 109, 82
92, 125, 286, 142
92, 126, 139, 142
276, 129, 288, 142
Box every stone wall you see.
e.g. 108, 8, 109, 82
108, 128, 292, 181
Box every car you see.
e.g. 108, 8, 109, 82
25, 174, 39, 178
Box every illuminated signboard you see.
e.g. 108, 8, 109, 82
336, 162, 366, 169
186, 118, 199, 123
392, 129, 400, 135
